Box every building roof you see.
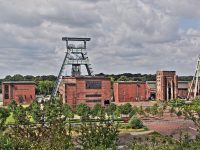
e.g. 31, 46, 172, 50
178, 81, 189, 89
146, 81, 156, 89
62, 37, 91, 41
3, 81, 35, 84
115, 81, 146, 84
63, 76, 110, 80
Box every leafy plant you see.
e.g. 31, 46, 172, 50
128, 116, 143, 129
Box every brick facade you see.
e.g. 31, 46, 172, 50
177, 81, 189, 99
146, 81, 156, 100
113, 81, 147, 103
2, 81, 35, 106
156, 71, 178, 100
59, 76, 111, 108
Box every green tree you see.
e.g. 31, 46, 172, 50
121, 103, 132, 115
92, 103, 102, 117
117, 75, 130, 81
128, 116, 143, 129
76, 103, 91, 121
106, 103, 117, 119
75, 118, 119, 149
0, 108, 9, 131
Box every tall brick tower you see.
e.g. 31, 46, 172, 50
156, 71, 178, 100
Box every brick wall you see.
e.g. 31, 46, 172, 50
114, 82, 147, 103
59, 77, 111, 108
2, 82, 35, 106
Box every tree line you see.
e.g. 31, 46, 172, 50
0, 73, 193, 94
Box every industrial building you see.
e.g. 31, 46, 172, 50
2, 81, 35, 106
113, 81, 147, 103
146, 81, 156, 100
113, 71, 191, 104
177, 81, 189, 99
156, 71, 178, 101
59, 76, 111, 108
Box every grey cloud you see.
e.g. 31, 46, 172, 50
0, 0, 200, 78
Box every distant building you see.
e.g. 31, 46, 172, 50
58, 76, 111, 108
177, 81, 189, 99
113, 81, 147, 103
2, 81, 35, 106
146, 81, 156, 100
156, 71, 178, 100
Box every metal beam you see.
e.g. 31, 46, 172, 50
62, 37, 91, 41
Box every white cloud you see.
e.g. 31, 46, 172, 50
0, 0, 200, 78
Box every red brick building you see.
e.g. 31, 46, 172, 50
156, 71, 178, 100
178, 81, 189, 99
113, 81, 147, 103
146, 81, 156, 100
59, 76, 111, 108
2, 81, 35, 106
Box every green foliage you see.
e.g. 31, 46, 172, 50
92, 103, 102, 117
169, 99, 186, 108
117, 75, 130, 81
120, 103, 132, 115
0, 134, 13, 149
2, 74, 56, 95
0, 108, 9, 131
63, 103, 74, 119
130, 132, 200, 150
106, 103, 117, 117
75, 121, 118, 149
76, 103, 91, 121
128, 116, 143, 129
150, 103, 159, 116
7, 100, 17, 112
37, 80, 55, 95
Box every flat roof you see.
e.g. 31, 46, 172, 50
115, 81, 145, 84
63, 76, 110, 80
3, 81, 35, 84
62, 37, 91, 41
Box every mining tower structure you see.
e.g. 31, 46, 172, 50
52, 37, 93, 96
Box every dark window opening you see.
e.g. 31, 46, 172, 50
86, 81, 102, 89
4, 94, 9, 99
86, 94, 101, 97
86, 99, 101, 103
4, 85, 9, 99
19, 96, 24, 103
104, 100, 110, 105
30, 95, 32, 99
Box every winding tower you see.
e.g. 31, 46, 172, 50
52, 37, 93, 96
187, 56, 200, 99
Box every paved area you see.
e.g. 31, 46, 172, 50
130, 130, 154, 136
142, 114, 198, 139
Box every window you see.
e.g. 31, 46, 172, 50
4, 85, 9, 99
86, 94, 101, 97
86, 81, 102, 89
86, 99, 101, 103
30, 95, 32, 99
19, 95, 24, 103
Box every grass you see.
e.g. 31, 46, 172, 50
5, 112, 34, 124
5, 113, 15, 124
119, 128, 146, 133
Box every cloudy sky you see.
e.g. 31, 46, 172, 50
0, 0, 200, 78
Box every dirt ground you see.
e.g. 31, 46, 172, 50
142, 113, 198, 139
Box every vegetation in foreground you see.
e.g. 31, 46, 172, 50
1, 97, 200, 149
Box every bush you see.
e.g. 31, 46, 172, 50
128, 116, 143, 129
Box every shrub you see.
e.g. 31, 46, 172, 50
128, 116, 143, 129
